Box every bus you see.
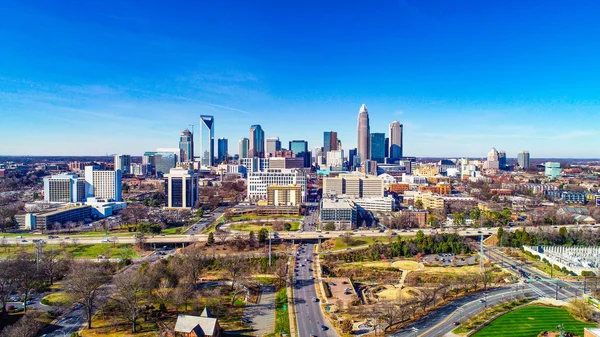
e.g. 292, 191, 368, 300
586, 296, 600, 309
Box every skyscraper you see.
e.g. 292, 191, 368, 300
498, 151, 507, 170
389, 121, 403, 161
266, 137, 281, 157
84, 166, 122, 202
357, 104, 370, 166
384, 137, 389, 158
179, 129, 194, 162
163, 168, 199, 209
289, 140, 310, 167
348, 148, 357, 170
114, 154, 131, 175
323, 131, 338, 153
200, 115, 215, 167
249, 125, 265, 158
370, 133, 386, 163
217, 138, 228, 163
518, 151, 530, 168
238, 138, 249, 159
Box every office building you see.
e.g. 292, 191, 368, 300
326, 150, 344, 170
269, 157, 304, 169
238, 138, 249, 159
163, 168, 199, 209
320, 198, 357, 229
247, 168, 307, 201
84, 166, 122, 202
249, 125, 265, 158
357, 104, 370, 166
114, 155, 131, 175
348, 148, 357, 170
240, 157, 270, 173
273, 150, 295, 158
384, 137, 389, 158
484, 148, 500, 171
545, 162, 561, 178
144, 151, 178, 176
267, 185, 303, 206
16, 205, 92, 230
43, 173, 86, 203
266, 137, 281, 157
179, 129, 194, 162
289, 140, 310, 168
518, 150, 530, 168
370, 132, 386, 163
322, 174, 384, 198
353, 196, 396, 212
200, 115, 215, 167
498, 151, 507, 170
217, 138, 228, 163
414, 192, 445, 210
389, 121, 403, 161
323, 131, 338, 154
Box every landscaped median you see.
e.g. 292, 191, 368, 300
452, 297, 531, 335
272, 288, 291, 336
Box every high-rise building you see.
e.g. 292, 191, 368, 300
498, 151, 507, 170
249, 125, 265, 158
545, 162, 561, 178
484, 148, 500, 171
357, 104, 370, 166
323, 174, 384, 198
84, 166, 122, 202
370, 133, 386, 163
217, 138, 228, 163
238, 138, 249, 159
114, 155, 131, 175
200, 115, 215, 167
518, 151, 530, 168
163, 168, 199, 209
384, 137, 389, 158
323, 131, 338, 154
348, 148, 357, 170
326, 150, 344, 169
247, 168, 307, 201
289, 140, 310, 167
43, 173, 86, 203
389, 121, 403, 161
179, 129, 194, 162
266, 137, 281, 157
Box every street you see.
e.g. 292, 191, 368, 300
293, 243, 338, 337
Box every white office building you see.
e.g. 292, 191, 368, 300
247, 168, 307, 201
164, 168, 199, 209
84, 166, 122, 202
326, 150, 344, 169
43, 173, 87, 203
352, 196, 396, 212
114, 154, 131, 175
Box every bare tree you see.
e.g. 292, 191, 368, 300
174, 244, 211, 287
215, 229, 231, 244
220, 255, 248, 291
0, 259, 18, 315
112, 272, 149, 333
0, 311, 42, 337
273, 257, 289, 287
40, 248, 70, 286
13, 253, 38, 312
64, 261, 111, 329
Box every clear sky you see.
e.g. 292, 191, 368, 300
1, 1, 599, 158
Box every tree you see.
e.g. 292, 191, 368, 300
479, 268, 495, 291
284, 222, 292, 231
40, 248, 70, 286
113, 272, 149, 333
426, 215, 441, 228
135, 232, 147, 250
258, 228, 268, 244
0, 311, 42, 337
207, 232, 215, 245
0, 259, 18, 315
220, 256, 248, 292
64, 261, 111, 329
414, 200, 424, 210
13, 254, 39, 312
323, 222, 336, 231
340, 319, 353, 333
274, 257, 288, 287
569, 298, 593, 321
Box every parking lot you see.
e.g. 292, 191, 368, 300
325, 277, 357, 308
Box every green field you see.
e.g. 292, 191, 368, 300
230, 214, 304, 222
472, 305, 596, 337
161, 226, 187, 235
42, 292, 70, 306
230, 222, 301, 232
0, 243, 139, 259
331, 236, 386, 251
272, 288, 291, 336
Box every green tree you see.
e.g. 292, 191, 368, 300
207, 232, 215, 245
497, 227, 505, 245
414, 200, 424, 210
323, 222, 336, 231
426, 215, 440, 228
284, 222, 292, 231
258, 228, 268, 244
195, 208, 204, 217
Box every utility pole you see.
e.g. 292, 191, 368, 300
35, 240, 43, 272
268, 230, 272, 266
555, 282, 559, 300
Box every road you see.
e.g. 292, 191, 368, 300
293, 243, 338, 337
186, 206, 225, 235
302, 205, 319, 232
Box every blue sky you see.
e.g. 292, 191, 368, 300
1, 1, 599, 158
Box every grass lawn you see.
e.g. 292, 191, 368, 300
42, 292, 70, 306
273, 288, 291, 336
230, 214, 304, 222
0, 244, 138, 259
472, 305, 596, 337
338, 259, 421, 271
330, 236, 383, 251
230, 222, 301, 232
161, 226, 187, 235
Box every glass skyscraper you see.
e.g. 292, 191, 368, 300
218, 138, 228, 163
289, 140, 310, 167
323, 131, 338, 153
179, 129, 194, 162
249, 125, 265, 158
200, 115, 214, 167
370, 133, 385, 163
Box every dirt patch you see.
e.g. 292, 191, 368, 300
390, 260, 421, 271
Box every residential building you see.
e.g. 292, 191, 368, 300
545, 162, 561, 178
320, 198, 357, 229
370, 132, 385, 163
266, 137, 281, 157
545, 190, 587, 204
322, 174, 384, 198
357, 104, 370, 166
174, 308, 222, 337
43, 173, 86, 203
267, 185, 303, 206
289, 140, 310, 167
518, 150, 530, 168
179, 129, 194, 162
238, 138, 249, 159
414, 192, 445, 210
413, 165, 439, 177
114, 155, 131, 175
217, 138, 228, 163
247, 168, 307, 201
353, 196, 395, 212
389, 183, 411, 194
163, 168, 199, 209
418, 183, 451, 195
399, 210, 429, 227
389, 120, 403, 161
269, 157, 304, 169
200, 115, 215, 166
323, 131, 338, 154
84, 166, 122, 201
249, 125, 265, 158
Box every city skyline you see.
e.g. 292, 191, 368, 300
2, 1, 600, 158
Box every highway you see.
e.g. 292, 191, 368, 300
293, 243, 338, 337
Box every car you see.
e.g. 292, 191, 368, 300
346, 248, 352, 250
311, 276, 315, 280
312, 297, 319, 302
479, 299, 486, 303
321, 325, 329, 331
21, 240, 27, 243
452, 321, 461, 326
310, 334, 317, 337
9, 296, 21, 302
64, 236, 70, 239
102, 238, 110, 242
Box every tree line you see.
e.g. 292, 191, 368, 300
497, 227, 600, 247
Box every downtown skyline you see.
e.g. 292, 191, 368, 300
2, 1, 600, 158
